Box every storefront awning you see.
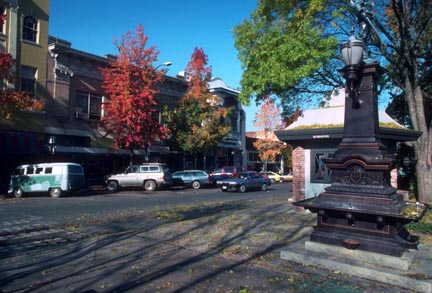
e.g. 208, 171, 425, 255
0, 131, 41, 155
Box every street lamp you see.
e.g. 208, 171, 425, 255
340, 29, 364, 108
154, 61, 172, 71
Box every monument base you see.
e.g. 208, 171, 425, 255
280, 237, 432, 293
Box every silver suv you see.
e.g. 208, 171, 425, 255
105, 163, 172, 192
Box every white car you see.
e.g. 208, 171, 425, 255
105, 163, 172, 192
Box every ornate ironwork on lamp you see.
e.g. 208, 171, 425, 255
340, 29, 364, 108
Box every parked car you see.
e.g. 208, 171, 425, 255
104, 163, 172, 192
209, 166, 245, 184
8, 162, 86, 198
172, 170, 211, 189
281, 173, 293, 182
216, 171, 271, 193
260, 171, 282, 183
209, 168, 231, 184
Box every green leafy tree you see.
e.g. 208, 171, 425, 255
234, 0, 432, 202
233, 0, 340, 117
100, 24, 169, 164
168, 47, 231, 168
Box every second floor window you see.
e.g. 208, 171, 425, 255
0, 6, 5, 34
23, 16, 38, 43
76, 90, 102, 119
20, 66, 37, 97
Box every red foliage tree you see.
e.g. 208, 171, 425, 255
100, 24, 169, 161
253, 97, 288, 170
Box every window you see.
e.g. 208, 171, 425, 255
23, 16, 38, 42
76, 91, 102, 119
248, 152, 260, 162
21, 66, 37, 97
68, 165, 84, 174
140, 166, 149, 172
26, 167, 34, 175
310, 150, 334, 184
0, 6, 5, 34
44, 167, 53, 174
224, 167, 234, 173
35, 167, 43, 174
149, 166, 159, 172
230, 112, 238, 132
13, 168, 25, 175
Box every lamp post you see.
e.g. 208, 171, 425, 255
340, 30, 364, 108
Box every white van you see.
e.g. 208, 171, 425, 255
8, 163, 86, 198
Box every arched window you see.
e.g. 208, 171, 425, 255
23, 16, 38, 42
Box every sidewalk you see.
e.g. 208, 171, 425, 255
0, 198, 430, 292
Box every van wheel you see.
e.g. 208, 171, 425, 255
50, 188, 62, 198
192, 181, 201, 189
144, 180, 156, 192
14, 187, 23, 198
107, 180, 118, 192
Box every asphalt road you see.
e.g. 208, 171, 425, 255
0, 182, 292, 227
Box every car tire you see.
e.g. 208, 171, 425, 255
50, 187, 62, 198
261, 183, 268, 191
144, 180, 156, 192
270, 179, 275, 184
192, 181, 201, 189
239, 184, 246, 193
13, 187, 23, 198
107, 180, 118, 192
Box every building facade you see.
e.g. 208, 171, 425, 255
0, 0, 246, 190
209, 78, 246, 170
0, 0, 50, 191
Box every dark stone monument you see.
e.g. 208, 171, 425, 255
294, 1, 428, 257
294, 61, 428, 256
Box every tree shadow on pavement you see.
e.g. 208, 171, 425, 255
0, 199, 407, 292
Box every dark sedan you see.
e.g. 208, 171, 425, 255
216, 171, 271, 193
172, 170, 212, 189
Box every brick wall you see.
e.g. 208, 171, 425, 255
292, 146, 305, 212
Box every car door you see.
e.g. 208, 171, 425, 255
182, 172, 193, 185
250, 172, 261, 189
123, 165, 140, 186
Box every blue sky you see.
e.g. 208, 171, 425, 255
49, 0, 260, 131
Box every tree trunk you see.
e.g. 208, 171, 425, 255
407, 86, 431, 203
416, 161, 432, 203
